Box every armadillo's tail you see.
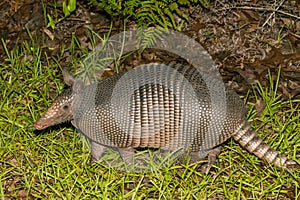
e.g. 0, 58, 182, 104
233, 121, 299, 171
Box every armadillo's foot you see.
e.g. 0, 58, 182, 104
200, 146, 222, 174
90, 141, 106, 164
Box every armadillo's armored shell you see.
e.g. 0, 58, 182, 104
71, 63, 246, 158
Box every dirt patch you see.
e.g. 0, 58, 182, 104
1, 0, 300, 98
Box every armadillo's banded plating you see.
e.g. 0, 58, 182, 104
75, 64, 206, 150
129, 83, 181, 148
72, 63, 242, 156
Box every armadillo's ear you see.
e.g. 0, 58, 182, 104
62, 68, 76, 86
72, 79, 84, 93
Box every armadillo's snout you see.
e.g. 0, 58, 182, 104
33, 120, 49, 130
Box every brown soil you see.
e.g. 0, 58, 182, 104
1, 0, 300, 100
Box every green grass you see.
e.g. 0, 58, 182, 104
0, 39, 299, 199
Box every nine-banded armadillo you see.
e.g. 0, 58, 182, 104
34, 62, 299, 171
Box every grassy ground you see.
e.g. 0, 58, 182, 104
0, 39, 299, 199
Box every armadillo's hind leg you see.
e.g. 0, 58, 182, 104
90, 141, 106, 164
200, 146, 222, 173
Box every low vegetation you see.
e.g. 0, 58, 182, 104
0, 29, 299, 198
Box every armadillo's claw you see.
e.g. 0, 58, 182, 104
90, 155, 98, 165
198, 146, 222, 174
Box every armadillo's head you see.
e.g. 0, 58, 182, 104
34, 88, 75, 130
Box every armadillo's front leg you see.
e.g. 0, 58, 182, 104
90, 141, 106, 164
71, 120, 78, 128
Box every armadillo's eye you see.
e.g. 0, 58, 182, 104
63, 105, 69, 110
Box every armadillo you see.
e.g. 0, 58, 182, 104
34, 63, 299, 171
